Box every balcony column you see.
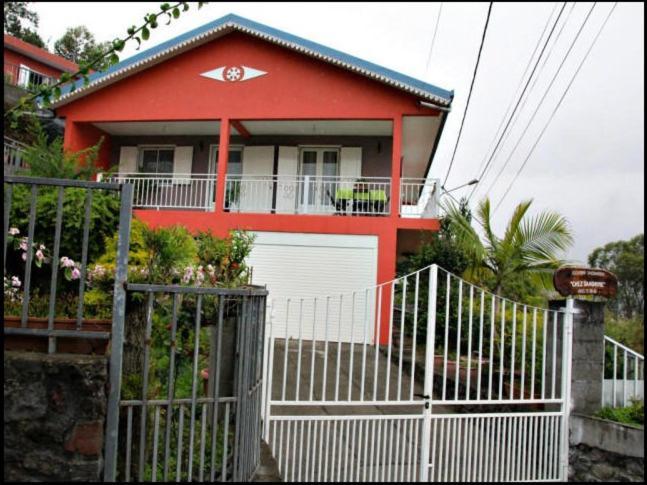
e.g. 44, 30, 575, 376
390, 115, 402, 220
214, 118, 230, 213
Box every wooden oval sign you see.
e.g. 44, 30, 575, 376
553, 267, 618, 298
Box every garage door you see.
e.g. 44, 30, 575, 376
247, 232, 378, 343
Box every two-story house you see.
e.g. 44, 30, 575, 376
48, 14, 454, 342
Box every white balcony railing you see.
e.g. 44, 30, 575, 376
4, 62, 55, 91
102, 172, 217, 211
399, 178, 441, 218
4, 136, 28, 174
602, 335, 644, 408
223, 175, 392, 216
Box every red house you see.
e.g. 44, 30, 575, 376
50, 14, 454, 342
4, 33, 78, 92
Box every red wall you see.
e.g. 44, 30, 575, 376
4, 48, 65, 79
56, 32, 439, 122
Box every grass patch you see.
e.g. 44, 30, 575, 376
595, 399, 644, 427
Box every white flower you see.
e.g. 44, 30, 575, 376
8, 227, 20, 236
11, 276, 21, 287
35, 249, 44, 261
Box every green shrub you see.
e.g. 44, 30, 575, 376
596, 399, 644, 427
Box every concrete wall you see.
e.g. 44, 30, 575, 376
4, 351, 109, 481
569, 414, 644, 482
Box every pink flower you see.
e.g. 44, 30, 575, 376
71, 267, 81, 280
200, 369, 209, 380
11, 276, 21, 287
182, 266, 194, 284
35, 249, 44, 262
19, 238, 28, 251
8, 227, 19, 236
60, 256, 76, 268
22, 252, 27, 261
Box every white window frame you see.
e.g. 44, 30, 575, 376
297, 146, 341, 177
137, 145, 176, 183
208, 144, 245, 175
18, 64, 50, 88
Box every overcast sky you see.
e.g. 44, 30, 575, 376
31, 2, 644, 262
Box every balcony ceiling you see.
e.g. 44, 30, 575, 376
239, 120, 393, 136
92, 120, 234, 136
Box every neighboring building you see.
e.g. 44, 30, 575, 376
49, 14, 454, 342
4, 34, 79, 173
4, 33, 78, 103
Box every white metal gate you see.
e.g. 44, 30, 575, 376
261, 264, 574, 482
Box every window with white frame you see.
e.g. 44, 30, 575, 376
139, 147, 175, 175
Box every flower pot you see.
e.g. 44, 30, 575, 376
3, 315, 112, 355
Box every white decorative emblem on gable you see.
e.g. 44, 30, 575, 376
200, 65, 267, 82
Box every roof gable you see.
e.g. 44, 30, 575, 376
4, 34, 79, 73
51, 13, 453, 108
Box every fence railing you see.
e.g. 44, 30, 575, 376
4, 137, 28, 174
224, 175, 392, 216
602, 335, 644, 408
399, 178, 440, 218
3, 175, 132, 353
108, 284, 268, 482
102, 172, 217, 211
4, 62, 55, 90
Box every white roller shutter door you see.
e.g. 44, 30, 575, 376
248, 232, 377, 342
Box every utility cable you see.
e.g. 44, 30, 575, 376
481, 2, 585, 198
466, 1, 568, 202
492, 3, 618, 213
424, 3, 444, 77
441, 2, 493, 188
469, 2, 561, 187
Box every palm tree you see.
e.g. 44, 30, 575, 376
443, 198, 574, 296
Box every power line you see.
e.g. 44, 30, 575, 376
442, 2, 493, 188
481, 2, 586, 198
466, 2, 568, 202
469, 2, 561, 186
492, 2, 618, 213
424, 3, 443, 76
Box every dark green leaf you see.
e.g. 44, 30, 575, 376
70, 83, 76, 93
110, 53, 120, 65
83, 75, 90, 87
172, 7, 180, 18
142, 26, 150, 40
150, 20, 158, 28
183, 3, 189, 12
134, 36, 142, 50
60, 72, 71, 83
160, 3, 170, 11
113, 39, 125, 52
127, 26, 136, 35
53, 86, 61, 99
165, 12, 172, 25
79, 65, 89, 75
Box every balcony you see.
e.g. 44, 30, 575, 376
4, 62, 55, 92
99, 172, 440, 218
101, 172, 216, 211
224, 175, 392, 216
4, 136, 28, 175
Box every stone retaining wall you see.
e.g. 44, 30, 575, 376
4, 351, 109, 481
569, 413, 644, 482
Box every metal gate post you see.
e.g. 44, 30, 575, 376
559, 297, 575, 481
262, 299, 274, 443
103, 183, 133, 482
419, 264, 438, 482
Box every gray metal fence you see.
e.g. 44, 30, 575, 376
104, 284, 268, 482
3, 175, 133, 353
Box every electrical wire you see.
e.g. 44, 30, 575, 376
469, 2, 561, 187
492, 2, 618, 213
424, 3, 444, 77
481, 1, 585, 198
442, 2, 493, 188
466, 1, 568, 202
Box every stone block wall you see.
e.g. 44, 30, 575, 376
570, 413, 644, 482
4, 351, 109, 481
